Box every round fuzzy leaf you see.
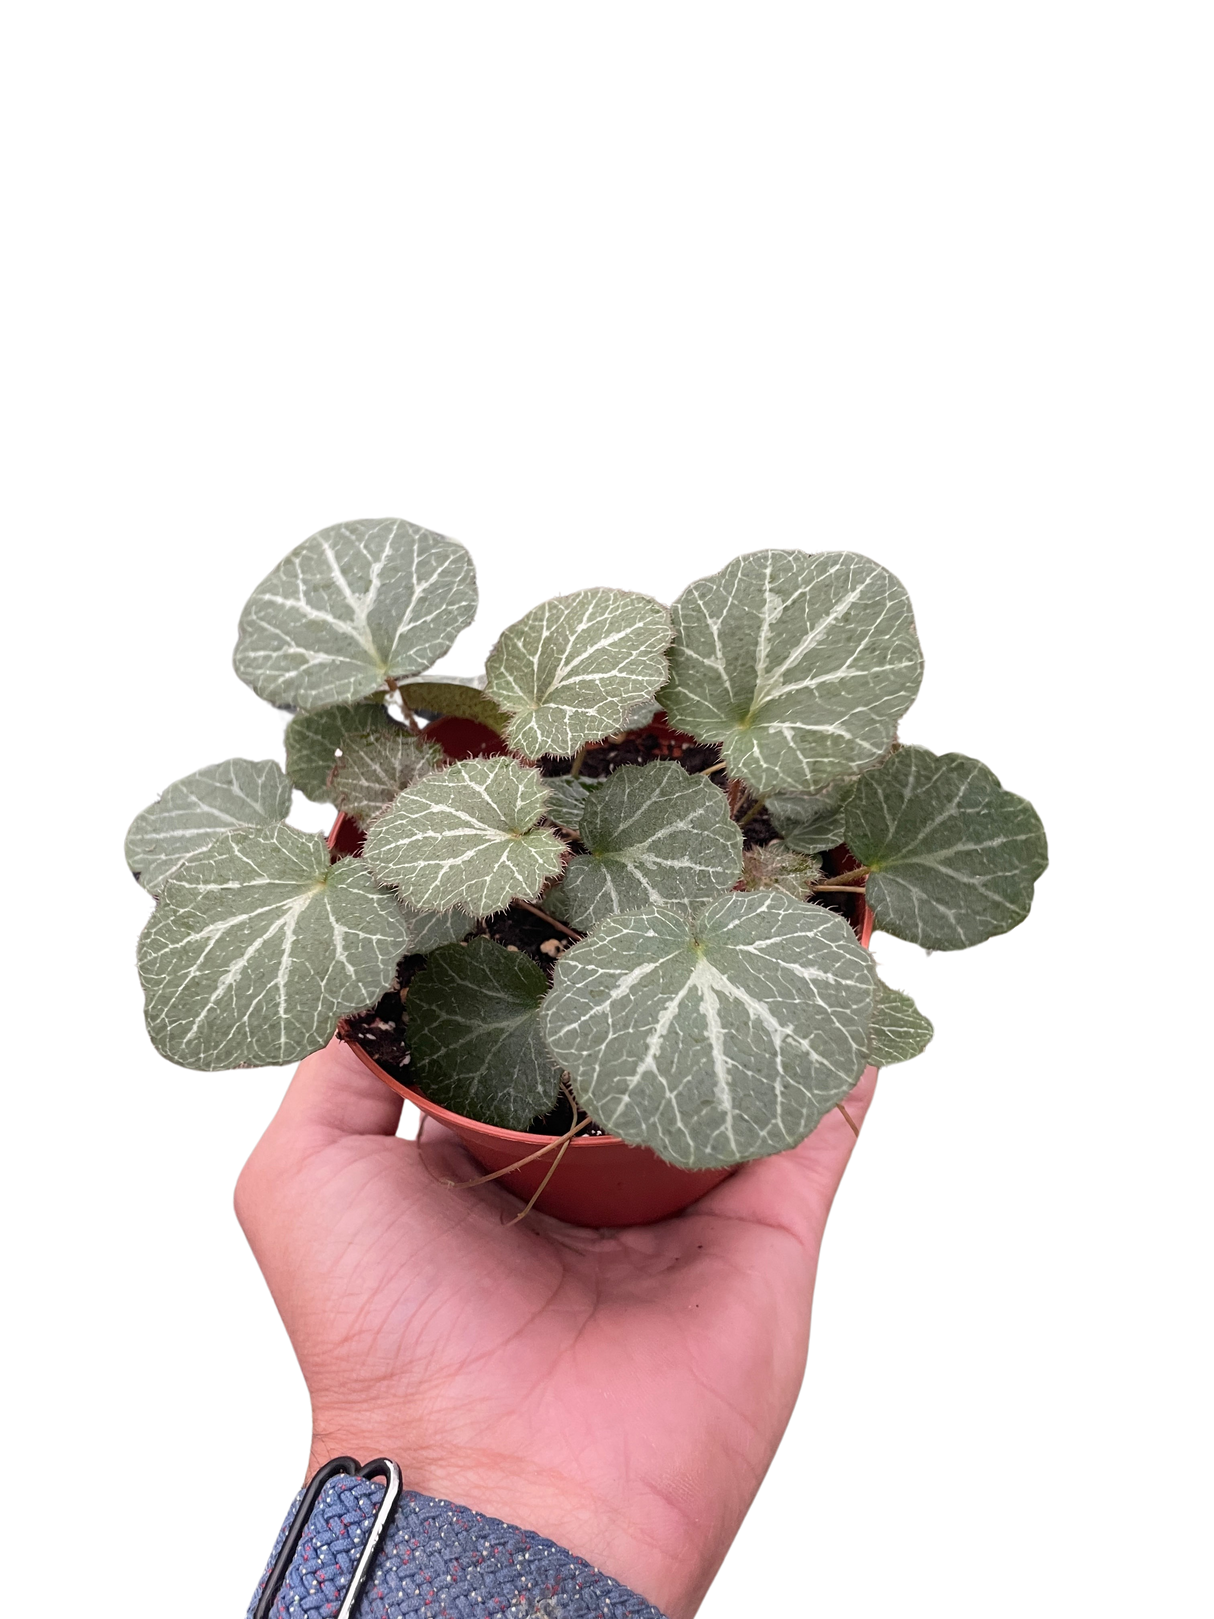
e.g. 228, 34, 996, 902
233, 518, 477, 710
766, 784, 852, 854
659, 550, 923, 795
543, 892, 875, 1169
407, 939, 563, 1130
845, 746, 1048, 950
125, 758, 292, 895
869, 978, 933, 1065
485, 588, 673, 758
138, 825, 412, 1070
362, 756, 567, 918
329, 729, 442, 825
400, 679, 509, 734
561, 762, 743, 932
285, 700, 397, 802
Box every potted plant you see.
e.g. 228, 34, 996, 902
128, 518, 1047, 1225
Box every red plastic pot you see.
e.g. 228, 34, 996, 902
328, 749, 877, 1226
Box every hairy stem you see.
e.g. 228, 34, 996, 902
513, 899, 582, 940
384, 675, 423, 737
569, 743, 588, 779
736, 797, 766, 828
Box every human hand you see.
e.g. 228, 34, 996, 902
235, 1037, 876, 1618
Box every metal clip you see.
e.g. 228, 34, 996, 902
254, 1455, 402, 1619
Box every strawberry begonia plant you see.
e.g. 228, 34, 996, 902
128, 519, 1047, 1170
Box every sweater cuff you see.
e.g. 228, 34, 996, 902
248, 1472, 669, 1618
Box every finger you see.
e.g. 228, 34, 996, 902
271, 1035, 405, 1142
695, 1068, 879, 1249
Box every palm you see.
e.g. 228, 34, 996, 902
237, 1039, 875, 1619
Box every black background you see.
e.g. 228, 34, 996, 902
111, 463, 1061, 1612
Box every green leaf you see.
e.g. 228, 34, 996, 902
543, 892, 875, 1169
485, 588, 673, 758
845, 746, 1048, 950
399, 904, 475, 954
233, 518, 477, 710
406, 939, 563, 1130
766, 783, 852, 853
138, 825, 412, 1070
125, 758, 292, 895
561, 762, 743, 931
659, 550, 923, 795
739, 839, 822, 898
284, 700, 397, 802
399, 679, 509, 733
869, 978, 933, 1065
329, 729, 443, 825
541, 774, 595, 832
362, 756, 567, 918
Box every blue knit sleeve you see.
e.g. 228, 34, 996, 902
247, 1473, 670, 1618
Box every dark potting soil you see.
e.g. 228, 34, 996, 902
341, 712, 866, 1133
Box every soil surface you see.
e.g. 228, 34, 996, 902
341, 712, 867, 1133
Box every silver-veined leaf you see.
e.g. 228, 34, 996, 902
284, 700, 397, 802
399, 678, 509, 733
542, 774, 595, 832
124, 758, 292, 895
406, 939, 563, 1130
329, 729, 442, 825
398, 904, 475, 955
739, 839, 822, 898
561, 762, 742, 931
845, 746, 1048, 950
543, 891, 875, 1169
766, 783, 852, 853
362, 756, 567, 918
485, 588, 673, 758
233, 518, 477, 710
869, 978, 933, 1065
138, 825, 412, 1070
659, 550, 923, 795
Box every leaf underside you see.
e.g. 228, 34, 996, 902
233, 517, 477, 710
542, 774, 595, 833
845, 745, 1049, 950
407, 939, 564, 1130
138, 825, 412, 1070
659, 549, 923, 795
400, 679, 510, 733
485, 587, 673, 758
362, 755, 567, 918
543, 891, 875, 1169
124, 758, 292, 895
561, 761, 743, 931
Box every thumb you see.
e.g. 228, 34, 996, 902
695, 1068, 878, 1248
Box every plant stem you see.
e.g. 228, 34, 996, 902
569, 743, 588, 779
513, 899, 582, 940
736, 797, 766, 828
811, 866, 869, 892
698, 760, 727, 776
812, 883, 870, 894
384, 675, 423, 737
836, 1103, 860, 1137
